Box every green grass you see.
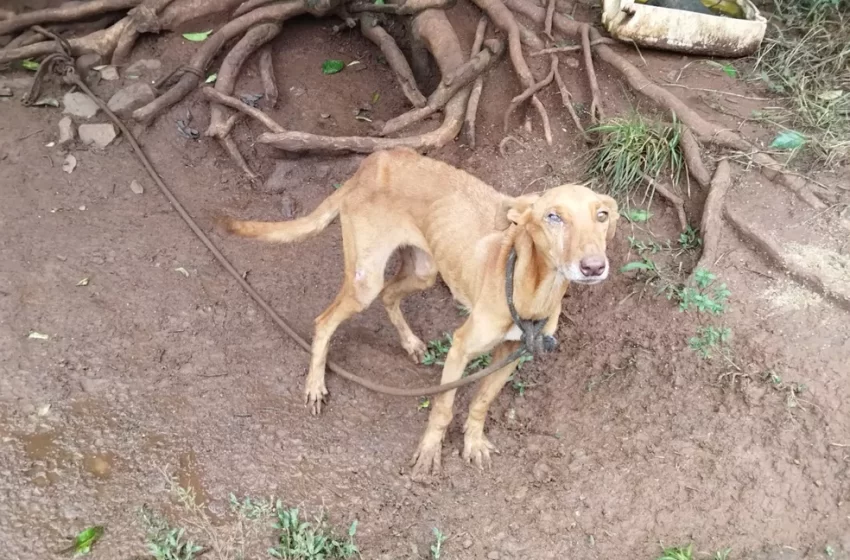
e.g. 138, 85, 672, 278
754, 0, 850, 165
422, 333, 491, 374
655, 544, 732, 560
587, 114, 684, 200
268, 507, 358, 559
141, 506, 204, 560
688, 325, 732, 359
676, 268, 731, 315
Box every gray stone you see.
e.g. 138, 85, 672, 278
129, 180, 144, 195
62, 92, 99, 119
78, 123, 117, 149
107, 83, 155, 117
98, 65, 119, 81
57, 117, 75, 145
125, 59, 162, 79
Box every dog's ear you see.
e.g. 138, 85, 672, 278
600, 194, 619, 241
495, 193, 540, 230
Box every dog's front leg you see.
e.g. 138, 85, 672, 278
410, 317, 494, 479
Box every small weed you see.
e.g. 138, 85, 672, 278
678, 226, 702, 251
229, 493, 276, 521
417, 397, 430, 411
688, 326, 732, 359
268, 506, 358, 559
657, 544, 693, 560
825, 544, 835, 558
676, 268, 731, 315
714, 548, 732, 560
141, 506, 204, 560
587, 114, 684, 199
508, 355, 534, 395
628, 235, 666, 255
455, 302, 470, 316
422, 333, 491, 374
764, 370, 808, 408
430, 528, 447, 559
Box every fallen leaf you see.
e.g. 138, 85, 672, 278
205, 73, 217, 84
322, 59, 345, 75
33, 97, 60, 107
375, 0, 385, 4
21, 58, 39, 71
347, 60, 361, 67
175, 267, 190, 277
28, 331, 49, 340
620, 261, 654, 273
818, 90, 844, 102
62, 154, 77, 174
371, 91, 380, 104
59, 525, 104, 557
37, 403, 51, 417
625, 209, 651, 223
182, 30, 212, 42
418, 397, 430, 410
769, 130, 806, 150
76, 278, 90, 286
332, 182, 342, 190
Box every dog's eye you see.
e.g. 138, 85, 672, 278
597, 210, 609, 223
546, 212, 562, 224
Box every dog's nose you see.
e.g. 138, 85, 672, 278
579, 255, 607, 277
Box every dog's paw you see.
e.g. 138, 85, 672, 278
304, 381, 328, 415
410, 441, 443, 480
462, 431, 498, 470
403, 336, 428, 364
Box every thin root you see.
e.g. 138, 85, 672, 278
643, 172, 688, 231
360, 13, 427, 108
463, 16, 488, 148
690, 159, 731, 280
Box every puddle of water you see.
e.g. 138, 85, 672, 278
83, 453, 114, 479
21, 431, 58, 461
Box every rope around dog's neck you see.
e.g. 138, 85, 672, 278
27, 30, 553, 398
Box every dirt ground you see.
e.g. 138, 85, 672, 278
1, 1, 850, 559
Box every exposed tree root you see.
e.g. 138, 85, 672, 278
503, 53, 555, 137
111, 0, 175, 65
202, 8, 469, 155
360, 13, 427, 109
132, 0, 311, 124
0, 0, 139, 36
581, 23, 603, 124
471, 0, 551, 145
0, 19, 131, 64
530, 38, 615, 57
725, 205, 850, 313
381, 37, 503, 136
258, 44, 278, 108
205, 22, 280, 180
691, 160, 731, 279
643, 173, 688, 232
543, 0, 555, 40
233, 0, 279, 17
553, 62, 585, 139
502, 0, 830, 209
348, 0, 456, 15
680, 127, 711, 189
462, 16, 488, 148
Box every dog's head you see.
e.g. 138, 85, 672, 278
498, 185, 619, 285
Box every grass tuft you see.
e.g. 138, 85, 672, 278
268, 507, 358, 559
754, 0, 850, 164
587, 114, 684, 200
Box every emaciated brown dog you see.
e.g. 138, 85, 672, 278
222, 148, 618, 478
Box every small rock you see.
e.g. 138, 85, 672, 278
564, 57, 579, 69
75, 53, 103, 77
129, 180, 144, 195
125, 58, 162, 79
463, 538, 473, 549
532, 460, 552, 482
98, 65, 120, 81
57, 116, 75, 145
0, 86, 12, 97
78, 123, 117, 148
289, 85, 306, 97
107, 83, 155, 117
63, 92, 100, 119
62, 154, 77, 174
280, 195, 298, 218
488, 552, 500, 560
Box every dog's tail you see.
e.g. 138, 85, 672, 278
219, 183, 349, 244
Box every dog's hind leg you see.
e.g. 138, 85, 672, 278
381, 246, 437, 363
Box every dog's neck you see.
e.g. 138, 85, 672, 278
508, 227, 568, 321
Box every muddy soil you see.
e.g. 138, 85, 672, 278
1, 1, 849, 559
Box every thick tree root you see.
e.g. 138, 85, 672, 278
111, 0, 175, 65
0, 0, 139, 36
581, 23, 603, 123
233, 0, 280, 17
471, 0, 551, 144
725, 206, 850, 313
503, 0, 830, 209
643, 173, 688, 231
553, 62, 585, 139
380, 38, 503, 136
205, 22, 280, 180
132, 1, 312, 124
203, 8, 470, 155
360, 13, 427, 109
462, 17, 488, 148
0, 19, 131, 64
691, 159, 731, 279
258, 44, 278, 107
680, 127, 711, 189
348, 0, 456, 15
503, 53, 555, 136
